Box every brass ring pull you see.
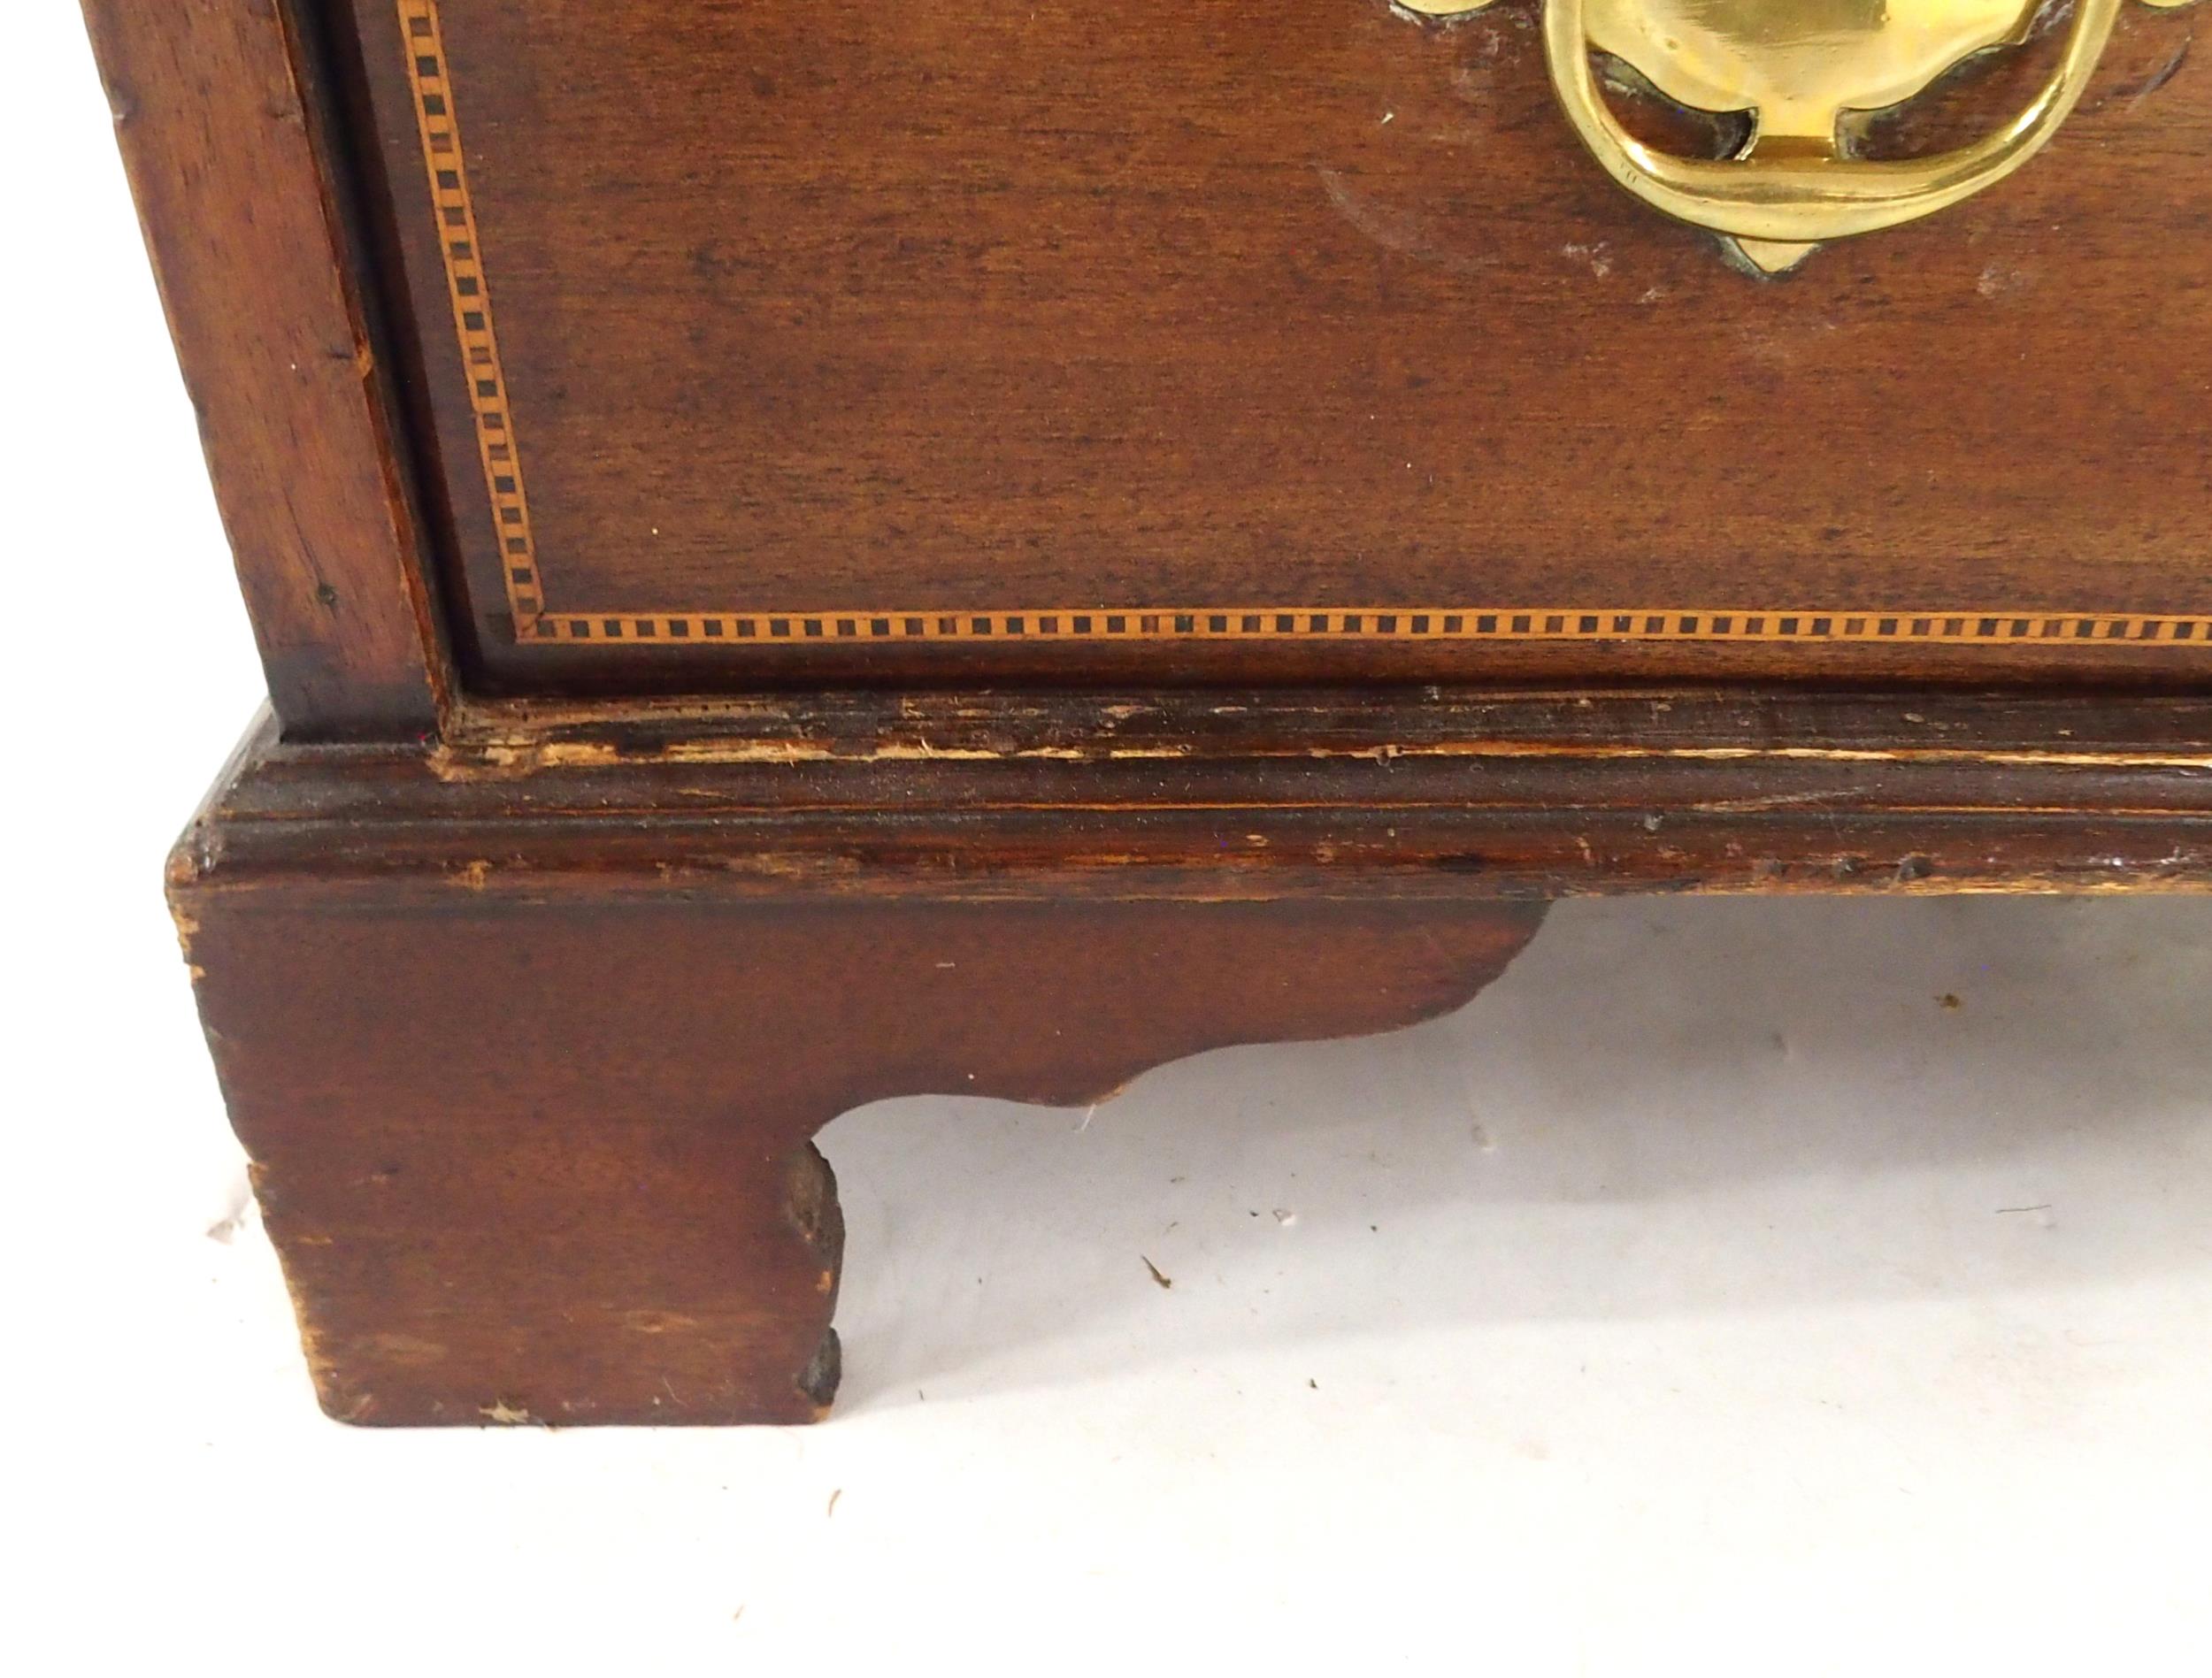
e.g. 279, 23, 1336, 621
1546, 0, 2118, 252
1402, 0, 2195, 269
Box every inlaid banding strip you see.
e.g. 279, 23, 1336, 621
399, 0, 543, 628
395, 0, 2208, 655
518, 609, 2212, 646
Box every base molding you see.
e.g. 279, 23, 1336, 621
199, 688, 2212, 900
171, 690, 2210, 1423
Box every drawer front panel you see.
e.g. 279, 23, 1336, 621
339, 0, 2210, 689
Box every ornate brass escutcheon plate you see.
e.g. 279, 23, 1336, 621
1398, 0, 2197, 271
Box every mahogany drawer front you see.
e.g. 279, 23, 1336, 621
334, 0, 2209, 693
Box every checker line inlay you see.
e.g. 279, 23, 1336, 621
395, 0, 2210, 655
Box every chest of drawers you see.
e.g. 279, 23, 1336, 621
92, 0, 2208, 1423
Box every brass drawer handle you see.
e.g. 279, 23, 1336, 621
1402, 0, 2195, 271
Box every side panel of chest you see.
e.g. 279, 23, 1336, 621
335, 0, 2210, 690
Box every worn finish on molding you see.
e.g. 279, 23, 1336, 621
173, 693, 2212, 903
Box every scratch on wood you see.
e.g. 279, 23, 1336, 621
1316, 166, 1495, 278
2123, 32, 2192, 111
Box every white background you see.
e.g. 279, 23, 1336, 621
9, 8, 2211, 1673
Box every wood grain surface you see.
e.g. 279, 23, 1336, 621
93, 2, 2211, 1431
330, 0, 2210, 691
193, 693, 2212, 904
168, 685, 2209, 1422
81, 0, 449, 736
177, 792, 1544, 1425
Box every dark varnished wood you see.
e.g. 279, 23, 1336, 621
334, 0, 2210, 691
191, 695, 2212, 904
169, 691, 2208, 1422
82, 0, 447, 736
88, 1, 2210, 1427
174, 755, 1545, 1425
